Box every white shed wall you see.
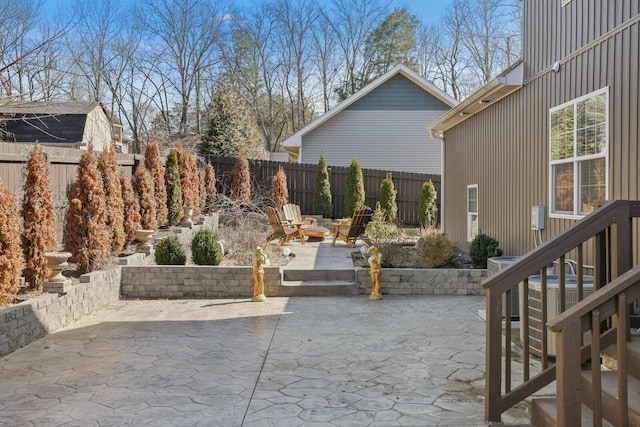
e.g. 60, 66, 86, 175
300, 110, 443, 174
83, 108, 112, 151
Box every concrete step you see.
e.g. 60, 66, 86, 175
278, 280, 358, 297
531, 398, 614, 427
282, 269, 354, 282
602, 333, 640, 379
579, 370, 640, 426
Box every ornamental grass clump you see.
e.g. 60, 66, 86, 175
271, 165, 288, 209
21, 145, 56, 289
0, 180, 23, 305
154, 236, 186, 265
165, 150, 184, 225
98, 151, 126, 254
416, 227, 455, 268
191, 229, 223, 265
469, 233, 503, 268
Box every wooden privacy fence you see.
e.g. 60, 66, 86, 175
204, 156, 441, 225
0, 142, 138, 245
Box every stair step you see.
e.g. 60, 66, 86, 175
278, 280, 358, 297
602, 333, 640, 379
580, 370, 640, 426
282, 269, 354, 282
531, 397, 614, 427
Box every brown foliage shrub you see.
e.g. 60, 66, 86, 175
132, 163, 158, 230
0, 180, 24, 305
417, 227, 455, 268
64, 148, 111, 273
177, 147, 200, 216
144, 140, 168, 226
271, 165, 289, 209
203, 162, 217, 213
98, 151, 126, 254
199, 168, 206, 212
21, 146, 56, 289
231, 153, 251, 202
120, 175, 141, 242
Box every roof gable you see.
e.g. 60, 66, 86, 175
283, 64, 458, 149
347, 74, 451, 111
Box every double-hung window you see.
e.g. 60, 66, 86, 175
549, 88, 608, 218
467, 185, 478, 242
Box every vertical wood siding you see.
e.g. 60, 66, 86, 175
524, 0, 640, 78
444, 2, 639, 261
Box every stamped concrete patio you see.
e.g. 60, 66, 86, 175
0, 295, 530, 426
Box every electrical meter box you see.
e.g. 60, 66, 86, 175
531, 206, 545, 230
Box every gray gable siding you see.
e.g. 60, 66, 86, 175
346, 74, 451, 111
300, 110, 442, 174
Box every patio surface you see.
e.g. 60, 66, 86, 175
0, 240, 531, 426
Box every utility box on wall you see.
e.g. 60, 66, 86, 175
531, 206, 545, 230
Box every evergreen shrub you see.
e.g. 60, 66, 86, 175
469, 233, 503, 268
417, 228, 455, 268
191, 229, 223, 266
165, 150, 184, 225
0, 180, 23, 305
154, 236, 186, 265
378, 173, 397, 223
419, 180, 438, 227
344, 158, 365, 217
312, 153, 332, 218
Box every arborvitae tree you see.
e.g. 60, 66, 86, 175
165, 150, 184, 225
64, 148, 111, 273
120, 174, 141, 242
132, 163, 158, 230
0, 180, 23, 305
177, 146, 200, 215
378, 173, 398, 223
344, 158, 365, 217
231, 153, 251, 202
419, 180, 438, 227
313, 153, 333, 218
271, 165, 289, 209
98, 151, 126, 255
199, 83, 265, 159
144, 140, 168, 226
199, 168, 207, 212
203, 162, 217, 213
21, 145, 56, 289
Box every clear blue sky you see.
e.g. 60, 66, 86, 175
392, 0, 452, 25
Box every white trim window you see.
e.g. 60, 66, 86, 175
467, 185, 478, 242
549, 88, 608, 218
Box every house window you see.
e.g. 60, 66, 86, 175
549, 88, 608, 217
467, 185, 478, 242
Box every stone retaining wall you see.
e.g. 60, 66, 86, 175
121, 266, 281, 299
356, 268, 488, 296
0, 266, 122, 357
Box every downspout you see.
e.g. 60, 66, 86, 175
430, 129, 446, 234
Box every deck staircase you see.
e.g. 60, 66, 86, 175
531, 333, 640, 426
482, 201, 640, 427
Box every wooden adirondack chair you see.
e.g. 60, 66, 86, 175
265, 206, 305, 246
332, 206, 373, 247
282, 203, 316, 228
